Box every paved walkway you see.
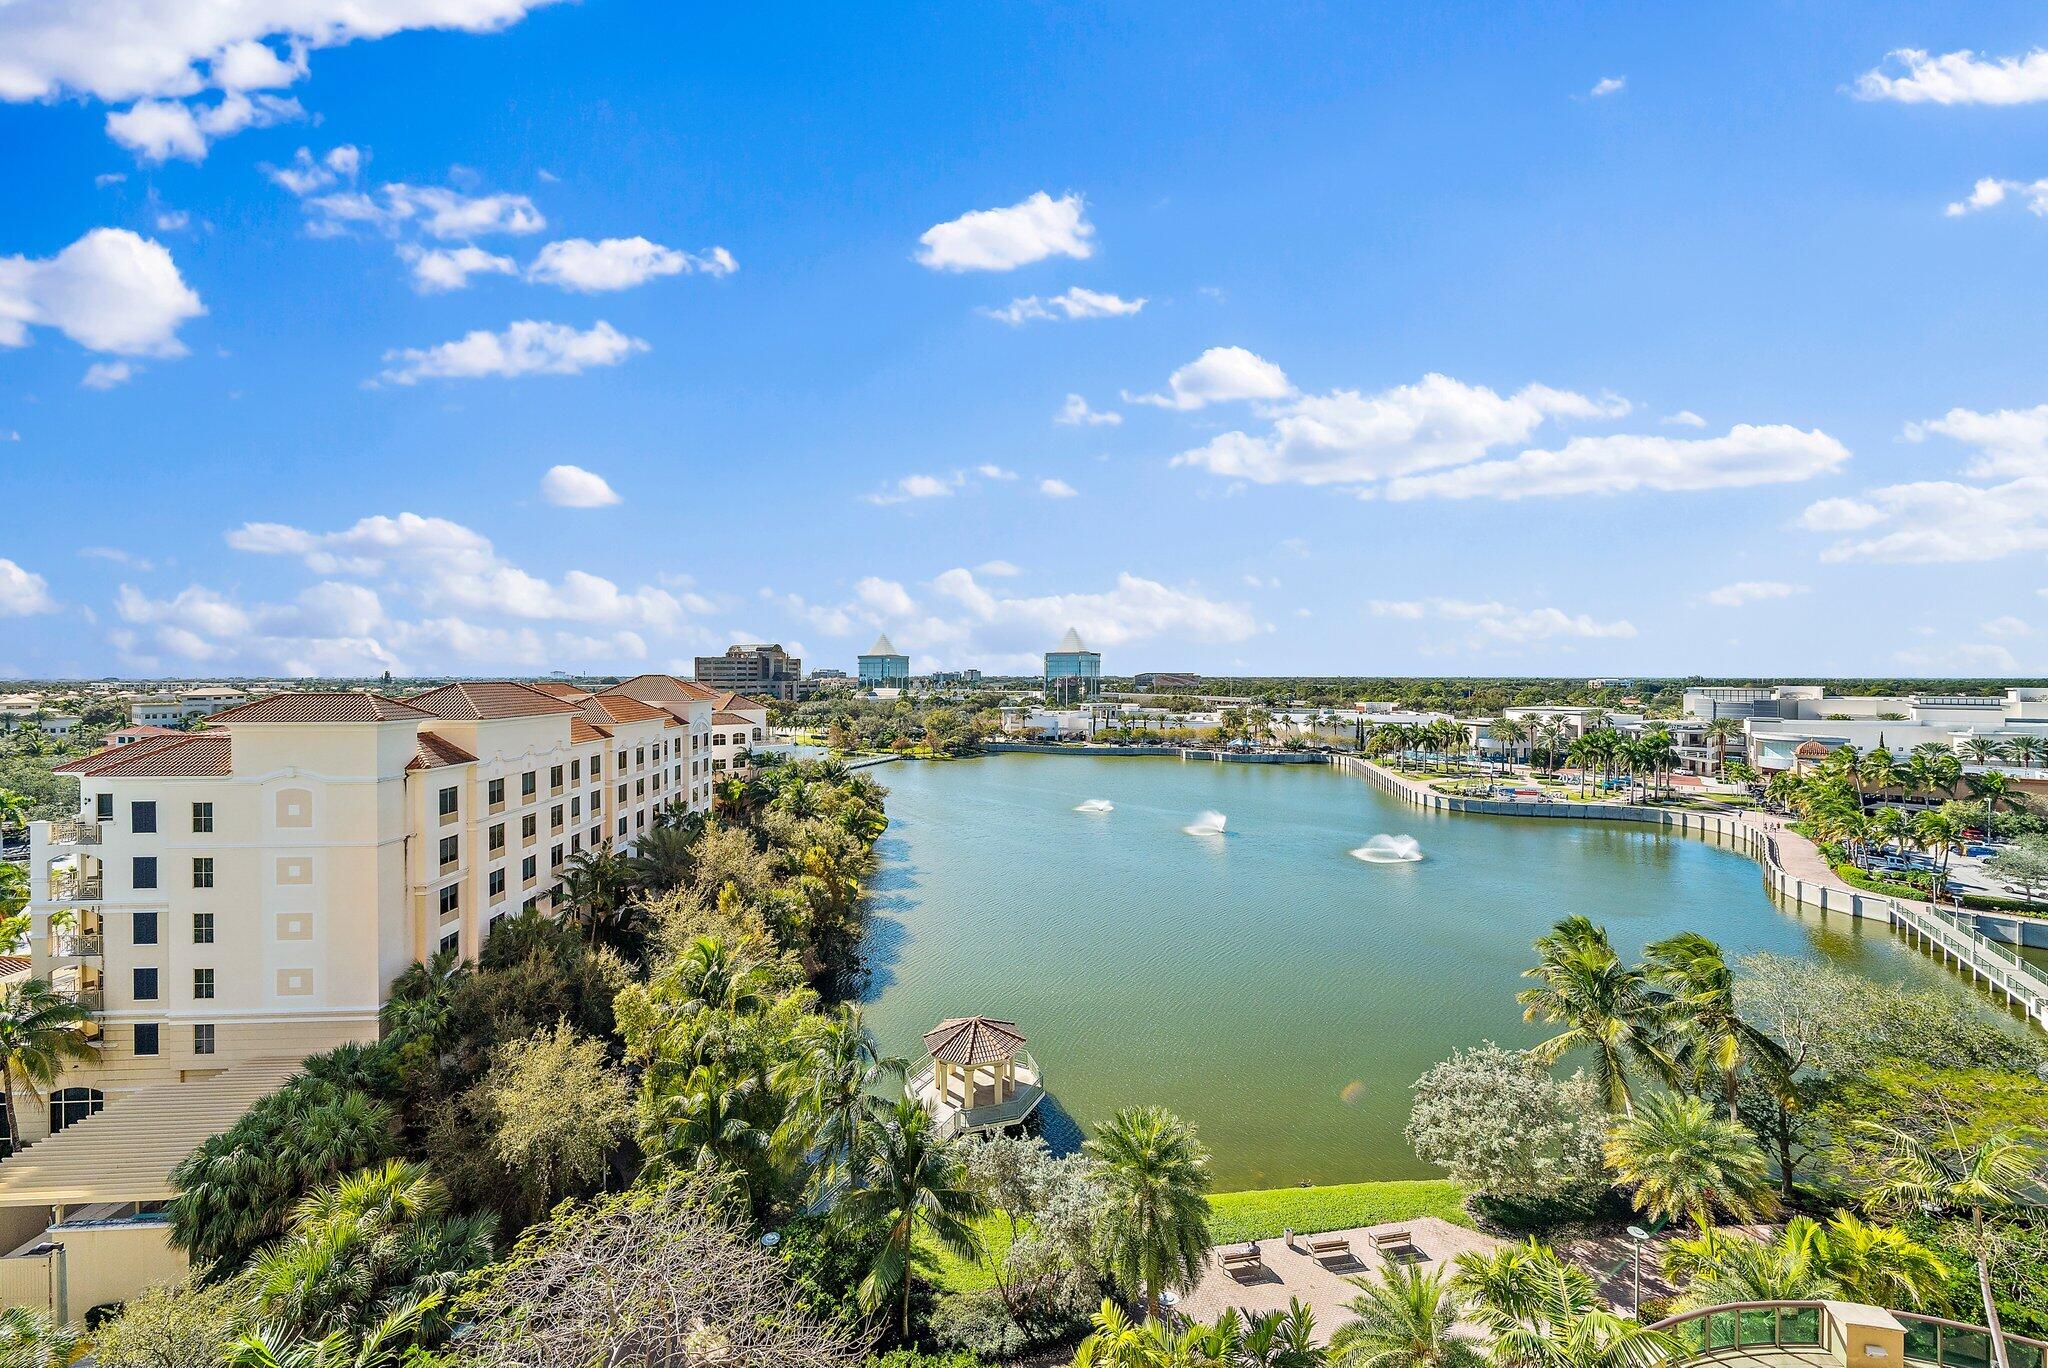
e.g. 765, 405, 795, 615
1177, 1217, 1503, 1331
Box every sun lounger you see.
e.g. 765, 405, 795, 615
1220, 1243, 1263, 1277
1306, 1235, 1353, 1265
1371, 1228, 1416, 1256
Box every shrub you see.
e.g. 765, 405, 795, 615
1406, 1042, 1610, 1202
928, 1289, 1028, 1361
865, 1352, 989, 1368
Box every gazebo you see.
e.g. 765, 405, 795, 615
910, 1016, 1045, 1139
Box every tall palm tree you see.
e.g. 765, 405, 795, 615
622, 822, 699, 892
839, 1095, 983, 1339
1857, 747, 1905, 812
1517, 918, 1673, 1116
1604, 1093, 1776, 1229
556, 843, 637, 947
379, 947, 467, 1049
1661, 1213, 1948, 1312
651, 1063, 772, 1177
1452, 1242, 1679, 1368
1642, 932, 1787, 1119
1965, 768, 2022, 818
1858, 1121, 2046, 1368
0, 979, 96, 1152
1962, 737, 2008, 767
778, 1006, 903, 1195
1331, 1263, 1482, 1368
1085, 1104, 1214, 1320
1704, 719, 1745, 779
1911, 808, 1963, 887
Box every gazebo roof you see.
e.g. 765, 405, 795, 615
923, 1016, 1026, 1065
1794, 739, 1830, 758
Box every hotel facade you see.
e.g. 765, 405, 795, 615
1, 675, 726, 1316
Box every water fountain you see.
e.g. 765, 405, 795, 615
1183, 810, 1228, 837
1074, 799, 1115, 814
1350, 833, 1424, 863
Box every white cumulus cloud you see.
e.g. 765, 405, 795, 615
0, 560, 56, 616
400, 244, 516, 293
378, 319, 646, 384
1590, 76, 1625, 97
1370, 596, 1636, 646
1856, 48, 2048, 105
981, 286, 1145, 325
1129, 346, 1295, 411
0, 227, 203, 355
105, 90, 300, 162
527, 236, 736, 291
539, 464, 621, 508
81, 359, 138, 389
1039, 478, 1078, 498
1056, 394, 1121, 427
916, 191, 1095, 272
1384, 425, 1848, 501
1805, 404, 2048, 562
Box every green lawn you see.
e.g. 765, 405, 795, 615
918, 1179, 1471, 1293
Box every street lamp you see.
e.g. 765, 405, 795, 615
1626, 1225, 1650, 1318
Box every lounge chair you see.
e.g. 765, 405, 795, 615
1220, 1243, 1263, 1278
1371, 1228, 1417, 1258
1306, 1235, 1353, 1265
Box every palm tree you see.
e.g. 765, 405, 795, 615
1085, 1104, 1214, 1320
1704, 719, 1745, 779
1331, 1263, 1482, 1368
1858, 1121, 2046, 1368
1517, 918, 1673, 1115
778, 1006, 903, 1195
651, 1063, 772, 1176
1962, 737, 2008, 767
0, 789, 31, 839
0, 1304, 79, 1368
623, 822, 699, 892
1966, 768, 2022, 819
0, 979, 96, 1152
1635, 729, 1679, 800
379, 947, 467, 1050
1661, 1213, 1948, 1311
1604, 1093, 1776, 1229
1858, 747, 1905, 812
2008, 735, 2045, 769
1871, 806, 1913, 859
1643, 932, 1787, 1119
228, 1294, 441, 1368
556, 843, 637, 946
1911, 808, 1963, 888
1452, 1242, 1679, 1368
839, 1095, 983, 1339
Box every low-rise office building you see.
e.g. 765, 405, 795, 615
694, 643, 801, 702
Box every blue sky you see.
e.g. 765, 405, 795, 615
8, 2, 2048, 679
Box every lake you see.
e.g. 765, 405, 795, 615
857, 753, 1928, 1190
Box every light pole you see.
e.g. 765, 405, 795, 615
1626, 1225, 1650, 1319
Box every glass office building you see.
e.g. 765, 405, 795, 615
857, 633, 912, 688
1044, 627, 1102, 703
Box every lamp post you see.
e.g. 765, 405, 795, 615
1626, 1225, 1650, 1319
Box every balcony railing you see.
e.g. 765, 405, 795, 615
54, 986, 104, 1012
1652, 1301, 2048, 1368
47, 874, 103, 902
45, 819, 101, 846
46, 933, 103, 959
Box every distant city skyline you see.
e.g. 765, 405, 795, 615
10, 4, 2048, 678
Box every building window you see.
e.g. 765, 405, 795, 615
636, 779, 646, 797
551, 804, 564, 832
570, 796, 581, 819
618, 817, 628, 837
193, 968, 214, 1000
570, 759, 581, 782
488, 868, 505, 897
550, 844, 563, 869
191, 801, 214, 833
438, 835, 459, 867
438, 786, 458, 818
636, 746, 646, 767
133, 855, 158, 890
134, 967, 159, 1001
521, 855, 536, 882
439, 885, 459, 917
96, 793, 113, 822
617, 751, 627, 770
133, 911, 158, 945
488, 823, 505, 853
439, 930, 459, 956
192, 856, 214, 889
194, 912, 215, 944
49, 1088, 103, 1134
550, 764, 564, 790
522, 814, 537, 840
591, 753, 602, 776
618, 783, 627, 802
134, 1022, 159, 1056
521, 770, 536, 798
488, 777, 505, 805
194, 1024, 215, 1056
131, 800, 157, 833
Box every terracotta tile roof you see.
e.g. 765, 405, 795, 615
0, 957, 31, 980
582, 694, 668, 725
407, 732, 478, 770
711, 710, 754, 726
922, 1016, 1026, 1065
206, 692, 433, 724
526, 681, 593, 700
569, 717, 611, 744
714, 691, 770, 712
111, 725, 182, 741
54, 735, 195, 774
603, 674, 721, 707
54, 733, 232, 778
405, 681, 583, 720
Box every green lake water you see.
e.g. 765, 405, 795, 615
857, 753, 1935, 1190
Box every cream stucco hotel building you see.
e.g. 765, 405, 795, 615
0, 674, 725, 1317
